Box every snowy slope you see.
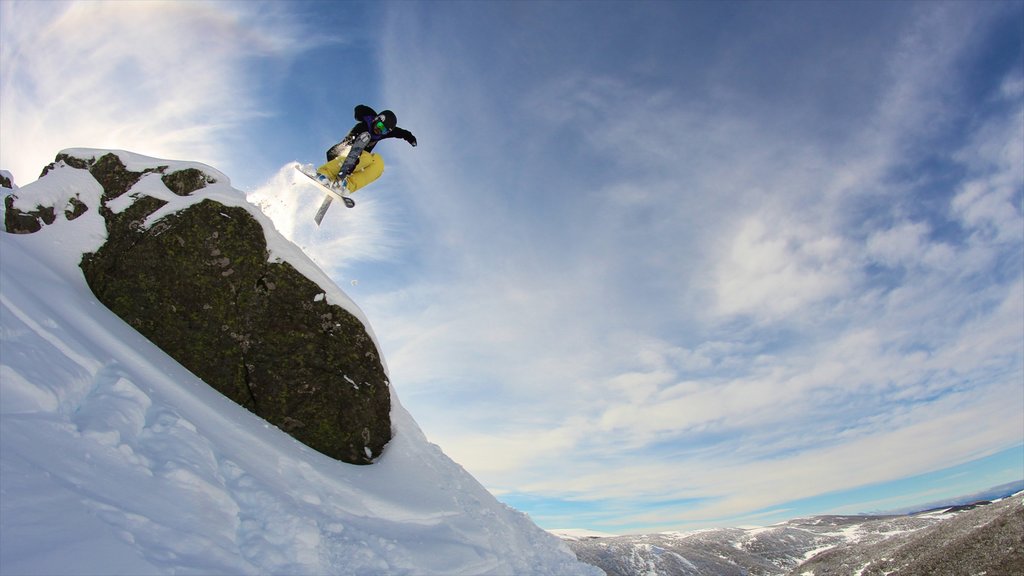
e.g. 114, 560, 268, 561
0, 150, 600, 575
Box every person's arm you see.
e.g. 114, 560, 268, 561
388, 127, 417, 146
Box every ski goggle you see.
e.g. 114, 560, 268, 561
372, 120, 389, 135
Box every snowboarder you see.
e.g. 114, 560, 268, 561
313, 104, 417, 194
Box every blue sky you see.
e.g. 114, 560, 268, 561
2, 0, 1022, 534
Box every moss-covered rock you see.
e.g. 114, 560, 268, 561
4, 195, 54, 234
12, 151, 391, 464
161, 167, 212, 196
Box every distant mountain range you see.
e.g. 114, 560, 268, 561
560, 484, 1024, 576
875, 479, 1024, 515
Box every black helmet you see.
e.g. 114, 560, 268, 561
379, 110, 397, 129
373, 109, 397, 132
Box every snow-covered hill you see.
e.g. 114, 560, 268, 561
0, 150, 600, 575
563, 491, 1024, 576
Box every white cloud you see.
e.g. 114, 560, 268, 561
623, 378, 1022, 526
713, 215, 854, 321
0, 0, 308, 185
866, 221, 930, 267
503, 350, 1021, 526
951, 88, 1024, 244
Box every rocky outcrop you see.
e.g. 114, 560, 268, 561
4, 151, 391, 464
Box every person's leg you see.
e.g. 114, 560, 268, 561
344, 152, 385, 193
316, 155, 345, 181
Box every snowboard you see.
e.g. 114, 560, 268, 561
295, 164, 355, 224
300, 132, 372, 225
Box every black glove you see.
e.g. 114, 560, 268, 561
406, 134, 418, 147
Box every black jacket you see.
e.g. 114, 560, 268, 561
326, 105, 417, 161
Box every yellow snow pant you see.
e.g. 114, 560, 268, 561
316, 151, 384, 193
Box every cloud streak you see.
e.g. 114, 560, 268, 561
0, 0, 308, 184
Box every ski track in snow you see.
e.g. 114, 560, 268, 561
0, 150, 599, 576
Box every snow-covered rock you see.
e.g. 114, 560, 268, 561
7, 149, 392, 464
0, 149, 601, 575
0, 169, 15, 191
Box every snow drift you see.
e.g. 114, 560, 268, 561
0, 149, 600, 575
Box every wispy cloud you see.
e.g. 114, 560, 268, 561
370, 2, 1023, 532
0, 0, 309, 184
